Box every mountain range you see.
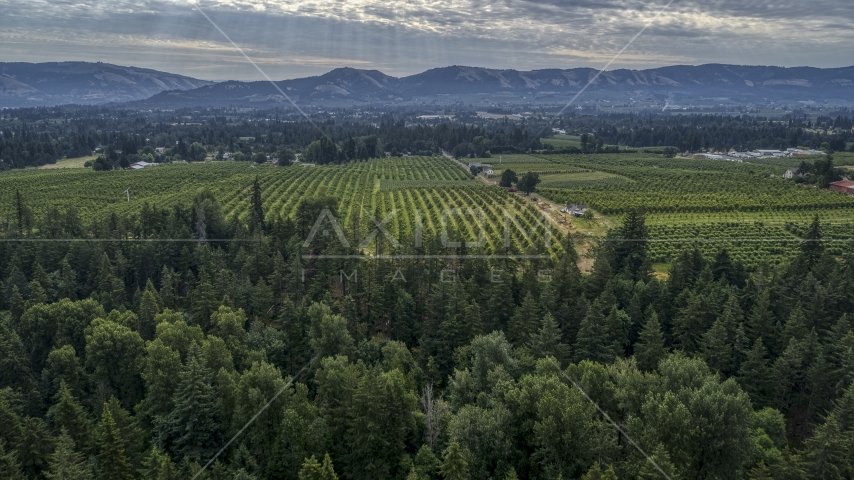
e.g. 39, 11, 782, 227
4, 62, 854, 109
0, 62, 214, 108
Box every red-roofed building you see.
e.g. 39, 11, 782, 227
829, 180, 854, 195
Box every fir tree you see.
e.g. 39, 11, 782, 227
831, 383, 854, 432
582, 462, 618, 480
747, 290, 778, 354
96, 406, 133, 480
439, 438, 469, 480
250, 176, 265, 234
10, 285, 24, 321
748, 460, 772, 480
738, 339, 775, 408
50, 382, 94, 455
634, 312, 667, 371
139, 446, 177, 480
604, 306, 631, 358
0, 440, 25, 480
782, 306, 809, 343
802, 415, 852, 479
138, 288, 161, 341
507, 293, 540, 347
298, 453, 338, 480
18, 416, 54, 479
166, 344, 221, 463
700, 318, 732, 374
528, 312, 570, 365
58, 258, 77, 301
636, 444, 679, 480
573, 307, 612, 364
45, 429, 92, 480
800, 214, 824, 268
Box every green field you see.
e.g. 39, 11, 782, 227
542, 134, 582, 149
6, 151, 854, 268
1, 157, 561, 256
38, 155, 97, 169
529, 153, 854, 268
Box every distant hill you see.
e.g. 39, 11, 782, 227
134, 64, 854, 108
0, 62, 214, 107
6, 62, 854, 108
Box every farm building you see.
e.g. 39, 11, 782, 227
783, 168, 802, 180
128, 161, 156, 170
829, 180, 854, 195
563, 204, 588, 217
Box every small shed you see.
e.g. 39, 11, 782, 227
128, 161, 156, 170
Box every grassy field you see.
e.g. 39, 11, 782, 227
542, 134, 582, 149
38, 155, 97, 169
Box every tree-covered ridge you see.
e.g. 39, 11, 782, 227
1, 178, 853, 479
3, 106, 853, 171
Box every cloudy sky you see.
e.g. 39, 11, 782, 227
2, 0, 853, 81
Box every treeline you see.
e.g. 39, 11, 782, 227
0, 108, 547, 169
1, 189, 854, 478
558, 114, 854, 153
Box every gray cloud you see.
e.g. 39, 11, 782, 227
0, 0, 851, 81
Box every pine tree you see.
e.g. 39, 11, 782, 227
298, 453, 338, 480
439, 438, 469, 480
138, 288, 161, 341
191, 280, 218, 329
732, 323, 750, 372
782, 306, 809, 343
27, 279, 48, 306
0, 440, 25, 480
800, 214, 824, 267
50, 383, 94, 455
573, 307, 613, 364
140, 446, 177, 480
96, 406, 133, 480
634, 312, 667, 371
250, 176, 265, 234
604, 306, 631, 358
45, 429, 92, 480
700, 318, 732, 374
748, 460, 772, 480
166, 344, 221, 463
738, 339, 775, 408
503, 469, 519, 480
507, 293, 540, 347
18, 416, 54, 479
58, 258, 77, 301
802, 415, 851, 479
747, 290, 778, 354
582, 462, 618, 480
636, 444, 679, 480
528, 312, 570, 365
832, 383, 854, 432
10, 285, 24, 321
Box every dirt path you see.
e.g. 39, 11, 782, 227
441, 152, 611, 271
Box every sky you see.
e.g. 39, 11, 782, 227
1, 0, 853, 81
